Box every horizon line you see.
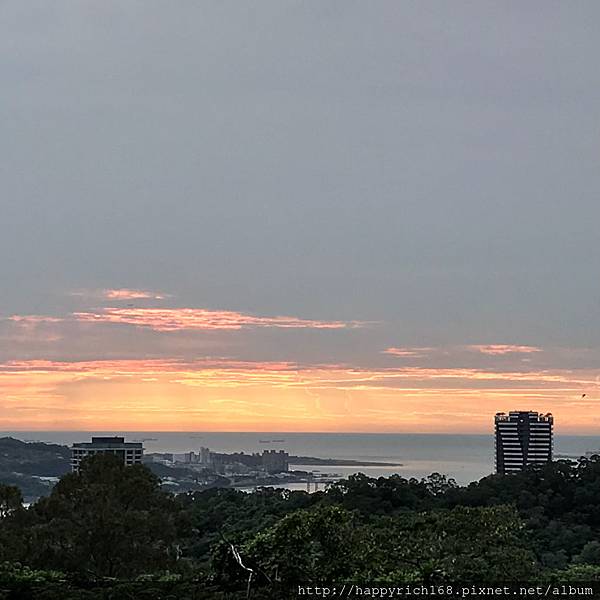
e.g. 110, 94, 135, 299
0, 429, 597, 437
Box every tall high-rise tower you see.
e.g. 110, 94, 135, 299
495, 411, 553, 474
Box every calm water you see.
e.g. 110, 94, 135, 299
4, 431, 599, 486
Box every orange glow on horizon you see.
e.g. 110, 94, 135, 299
2, 359, 599, 434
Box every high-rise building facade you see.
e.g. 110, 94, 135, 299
495, 411, 553, 474
71, 436, 144, 472
261, 449, 289, 474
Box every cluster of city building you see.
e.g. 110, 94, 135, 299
150, 447, 290, 475
70, 410, 555, 478
71, 437, 289, 475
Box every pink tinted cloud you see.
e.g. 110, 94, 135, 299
468, 344, 542, 355
384, 345, 542, 359
101, 288, 167, 300
2, 316, 63, 344
9, 315, 63, 326
72, 307, 362, 331
382, 347, 433, 358
70, 288, 167, 300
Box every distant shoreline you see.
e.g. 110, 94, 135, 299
289, 455, 402, 467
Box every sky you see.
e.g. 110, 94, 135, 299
1, 1, 600, 433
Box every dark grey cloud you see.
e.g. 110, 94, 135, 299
2, 1, 599, 349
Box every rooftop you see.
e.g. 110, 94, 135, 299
495, 411, 553, 422
72, 436, 143, 449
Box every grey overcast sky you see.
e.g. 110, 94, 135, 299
2, 2, 600, 431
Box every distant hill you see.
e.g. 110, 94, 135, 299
0, 436, 71, 476
0, 437, 72, 501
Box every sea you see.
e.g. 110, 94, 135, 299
4, 431, 600, 487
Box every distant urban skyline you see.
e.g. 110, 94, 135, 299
2, 3, 600, 433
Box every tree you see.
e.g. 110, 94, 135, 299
325, 473, 435, 514
11, 454, 181, 578
366, 505, 538, 582
216, 505, 367, 586
0, 485, 22, 518
575, 541, 600, 566
422, 472, 457, 496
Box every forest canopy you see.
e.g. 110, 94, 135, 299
2, 454, 600, 598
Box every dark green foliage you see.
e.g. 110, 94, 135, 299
323, 472, 438, 514
0, 484, 22, 518
444, 457, 600, 564
5, 455, 600, 597
552, 563, 600, 581
575, 541, 600, 565
371, 505, 537, 582
243, 505, 364, 583
219, 504, 536, 585
0, 454, 181, 578
179, 485, 318, 566
0, 561, 66, 583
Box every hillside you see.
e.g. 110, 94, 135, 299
0, 437, 71, 476
0, 437, 71, 501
